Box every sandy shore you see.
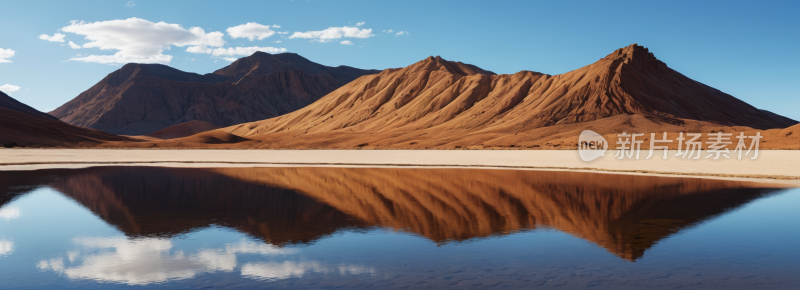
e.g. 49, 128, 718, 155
1, 149, 798, 186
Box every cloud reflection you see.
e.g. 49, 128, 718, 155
38, 237, 373, 285
242, 261, 375, 281
0, 240, 13, 256
0, 207, 20, 220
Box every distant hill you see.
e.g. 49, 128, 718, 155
50, 52, 379, 135
0, 91, 126, 147
145, 120, 220, 140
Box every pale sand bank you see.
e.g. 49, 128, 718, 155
1, 149, 798, 186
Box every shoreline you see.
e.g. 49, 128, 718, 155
2, 149, 799, 187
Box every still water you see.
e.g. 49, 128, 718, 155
0, 166, 798, 289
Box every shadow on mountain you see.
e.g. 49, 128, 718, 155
0, 166, 787, 261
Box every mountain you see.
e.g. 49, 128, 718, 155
0, 91, 126, 147
49, 52, 379, 135
0, 90, 58, 121
145, 120, 220, 140
217, 44, 797, 149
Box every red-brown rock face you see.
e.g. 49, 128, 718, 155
49, 52, 379, 135
221, 44, 796, 148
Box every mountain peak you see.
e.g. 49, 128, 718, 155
408, 55, 495, 76
212, 51, 334, 80
602, 43, 663, 65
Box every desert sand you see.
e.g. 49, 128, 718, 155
1, 149, 798, 186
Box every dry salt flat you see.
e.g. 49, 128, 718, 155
0, 149, 798, 186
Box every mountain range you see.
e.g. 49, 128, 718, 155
215, 44, 797, 149
49, 52, 379, 135
1, 44, 798, 148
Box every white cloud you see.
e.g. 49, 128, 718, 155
384, 29, 393, 33
277, 31, 289, 35
289, 26, 373, 43
227, 22, 276, 41
221, 57, 237, 62
274, 40, 282, 43
0, 207, 20, 219
396, 31, 407, 36
204, 46, 287, 57
126, 1, 135, 7
340, 40, 354, 45
60, 18, 225, 64
185, 45, 212, 54
0, 48, 14, 63
39, 33, 66, 43
67, 41, 81, 49
0, 84, 21, 94
356, 22, 365, 26
272, 25, 281, 28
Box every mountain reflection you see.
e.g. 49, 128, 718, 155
0, 166, 785, 261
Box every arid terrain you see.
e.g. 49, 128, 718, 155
0, 91, 127, 147
1, 45, 797, 152
1, 149, 799, 186
49, 52, 378, 135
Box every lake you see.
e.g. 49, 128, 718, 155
0, 166, 798, 289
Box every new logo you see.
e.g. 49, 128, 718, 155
578, 130, 608, 161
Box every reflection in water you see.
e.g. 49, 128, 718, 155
0, 206, 19, 219
37, 237, 372, 285
206, 167, 782, 261
0, 239, 12, 256
0, 166, 783, 262
242, 261, 375, 281
47, 167, 365, 245
0, 166, 790, 287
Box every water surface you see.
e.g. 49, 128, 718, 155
0, 167, 798, 289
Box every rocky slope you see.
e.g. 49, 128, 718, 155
49, 52, 379, 135
0, 91, 126, 147
145, 120, 220, 140
0, 91, 58, 121
215, 44, 796, 149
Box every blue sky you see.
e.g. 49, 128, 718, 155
0, 0, 798, 121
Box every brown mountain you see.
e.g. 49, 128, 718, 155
0, 91, 126, 147
215, 44, 796, 149
49, 52, 379, 135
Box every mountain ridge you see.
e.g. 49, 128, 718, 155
0, 91, 126, 147
49, 52, 380, 135
210, 44, 796, 149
